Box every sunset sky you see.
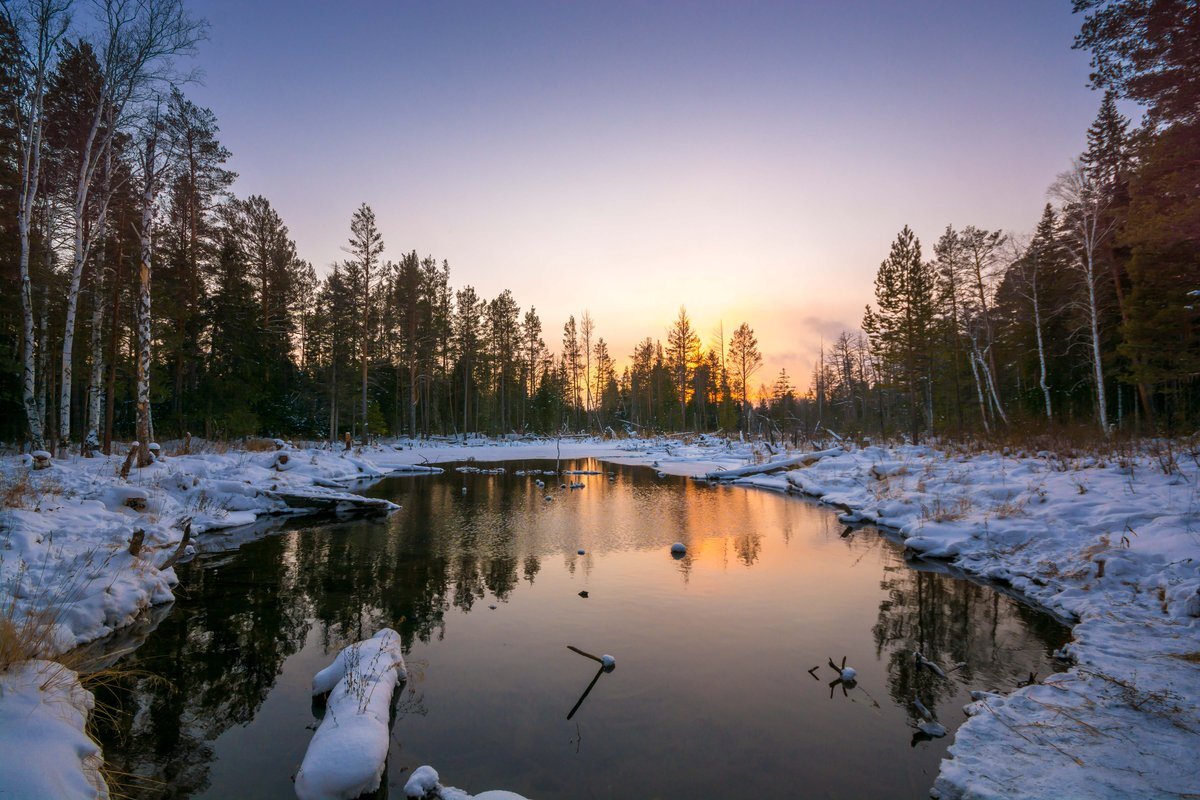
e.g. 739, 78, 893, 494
184, 0, 1108, 392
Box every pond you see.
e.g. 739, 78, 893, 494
92, 459, 1070, 799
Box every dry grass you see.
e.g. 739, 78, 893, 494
921, 495, 973, 522
0, 470, 63, 510
1, 470, 35, 508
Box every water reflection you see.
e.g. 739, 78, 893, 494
90, 460, 1069, 800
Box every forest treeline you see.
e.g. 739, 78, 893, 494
0, 0, 1196, 454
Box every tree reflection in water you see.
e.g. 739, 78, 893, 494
873, 557, 1069, 742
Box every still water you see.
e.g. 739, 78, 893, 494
93, 459, 1069, 799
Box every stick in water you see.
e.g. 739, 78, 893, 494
568, 645, 603, 663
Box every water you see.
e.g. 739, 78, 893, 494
92, 459, 1069, 799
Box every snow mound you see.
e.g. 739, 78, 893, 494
294, 629, 407, 800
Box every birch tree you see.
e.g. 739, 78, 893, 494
132, 105, 169, 466
959, 225, 1009, 426
1012, 205, 1062, 420
1052, 159, 1119, 433
2, 0, 69, 450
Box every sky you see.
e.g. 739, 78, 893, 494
179, 0, 1105, 392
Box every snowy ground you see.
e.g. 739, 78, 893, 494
1, 435, 1198, 798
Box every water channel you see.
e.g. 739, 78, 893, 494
91, 459, 1070, 799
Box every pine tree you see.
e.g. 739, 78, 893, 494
666, 306, 700, 428
727, 322, 762, 433
863, 226, 936, 442
454, 286, 482, 440
345, 203, 383, 443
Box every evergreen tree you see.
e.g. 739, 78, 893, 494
344, 203, 383, 442
728, 322, 762, 433
666, 306, 700, 428
863, 225, 936, 442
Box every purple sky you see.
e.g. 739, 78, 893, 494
183, 0, 1105, 390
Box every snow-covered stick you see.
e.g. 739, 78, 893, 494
294, 629, 407, 800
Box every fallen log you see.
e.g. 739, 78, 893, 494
703, 448, 844, 481
261, 490, 395, 515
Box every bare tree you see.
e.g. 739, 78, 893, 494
58, 0, 204, 451
1051, 160, 1119, 433
2, 0, 70, 450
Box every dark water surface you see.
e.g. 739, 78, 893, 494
93, 459, 1069, 799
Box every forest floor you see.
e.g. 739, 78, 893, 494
1, 435, 1197, 799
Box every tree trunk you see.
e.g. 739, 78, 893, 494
1032, 290, 1052, 420
135, 132, 157, 468
1085, 257, 1109, 433
60, 104, 108, 451
969, 351, 990, 435
18, 211, 43, 449
103, 229, 125, 455
85, 279, 105, 454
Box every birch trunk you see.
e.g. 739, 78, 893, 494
969, 349, 990, 434
135, 130, 157, 468
18, 213, 43, 449
1032, 288, 1052, 420
84, 282, 104, 454
85, 147, 113, 454
979, 347, 1008, 425
1085, 257, 1108, 432
59, 100, 109, 449
36, 292, 48, 438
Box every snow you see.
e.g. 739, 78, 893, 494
0, 660, 107, 799
404, 765, 441, 796
294, 628, 407, 800
1, 434, 1198, 799
404, 764, 531, 800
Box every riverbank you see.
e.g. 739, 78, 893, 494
1, 436, 1197, 798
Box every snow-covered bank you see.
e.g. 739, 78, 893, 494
0, 444, 408, 658
0, 443, 417, 799
0, 660, 107, 798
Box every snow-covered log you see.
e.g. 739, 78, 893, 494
294, 629, 407, 800
703, 448, 843, 481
